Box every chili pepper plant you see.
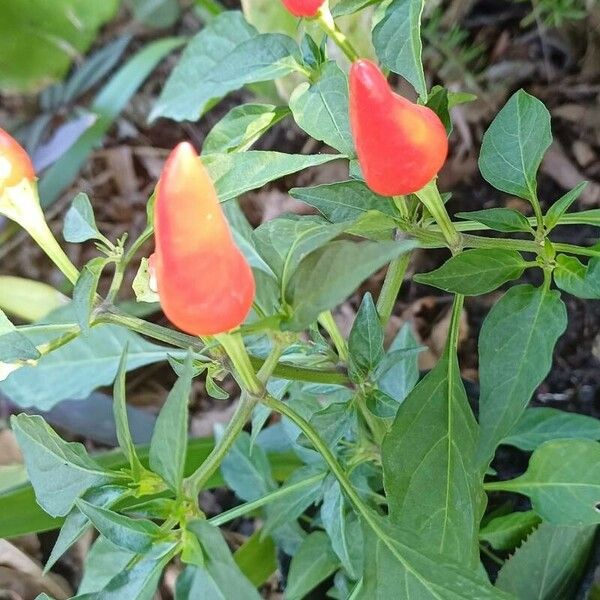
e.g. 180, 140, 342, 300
1, 1, 599, 598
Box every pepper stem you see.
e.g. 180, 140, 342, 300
414, 180, 462, 254
0, 181, 79, 284
315, 5, 359, 62
184, 334, 284, 498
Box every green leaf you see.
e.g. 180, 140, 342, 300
0, 465, 27, 492
0, 0, 119, 92
285, 239, 418, 330
0, 437, 302, 539
77, 537, 135, 594
151, 11, 300, 121
220, 431, 276, 502
76, 499, 161, 553
289, 180, 397, 223
455, 208, 533, 233
348, 292, 384, 380
365, 388, 400, 419
262, 466, 325, 535
321, 479, 362, 578
178, 520, 261, 599
346, 210, 397, 241
0, 309, 40, 362
132, 257, 160, 303
414, 249, 526, 295
479, 90, 552, 202
220, 428, 305, 555
45, 485, 125, 572
479, 510, 541, 551
203, 151, 340, 202
73, 257, 108, 332
253, 215, 348, 293
382, 307, 484, 568
476, 285, 567, 466
544, 181, 588, 231
495, 521, 595, 599
40, 37, 185, 207
11, 414, 115, 517
376, 324, 422, 403
233, 529, 277, 587
63, 193, 103, 243
425, 85, 452, 134
360, 514, 512, 599
305, 399, 355, 447
130, 0, 180, 28
502, 407, 600, 451
331, 0, 379, 17
554, 255, 600, 299
487, 439, 600, 525
553, 209, 600, 227
113, 347, 144, 479
372, 0, 427, 99
149, 352, 194, 491
0, 276, 67, 322
286, 531, 340, 600
0, 318, 184, 410
77, 499, 162, 554
96, 541, 176, 599
203, 103, 289, 154
289, 61, 355, 156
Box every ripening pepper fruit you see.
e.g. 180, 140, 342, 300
153, 142, 255, 336
349, 59, 448, 197
0, 128, 79, 283
0, 127, 35, 193
281, 0, 324, 17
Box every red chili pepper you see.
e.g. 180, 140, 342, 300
153, 142, 255, 336
349, 59, 448, 197
281, 0, 323, 17
0, 128, 35, 192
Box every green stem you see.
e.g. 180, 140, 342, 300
355, 389, 387, 447
554, 242, 600, 258
376, 252, 411, 325
483, 481, 513, 492
185, 339, 284, 497
35, 325, 82, 356
447, 293, 464, 353
318, 310, 349, 362
29, 221, 79, 285
215, 332, 264, 395
264, 394, 375, 524
480, 543, 504, 567
315, 5, 359, 62
414, 180, 461, 253
94, 307, 348, 384
185, 391, 258, 497
123, 226, 154, 266
409, 228, 542, 254
531, 196, 545, 236
106, 260, 126, 304
94, 307, 206, 352
208, 472, 325, 527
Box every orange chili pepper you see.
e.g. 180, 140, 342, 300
152, 142, 255, 336
0, 128, 35, 192
281, 0, 323, 17
349, 59, 448, 196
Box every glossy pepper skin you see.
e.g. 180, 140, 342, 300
153, 142, 255, 336
281, 0, 323, 17
0, 128, 35, 192
349, 59, 448, 197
